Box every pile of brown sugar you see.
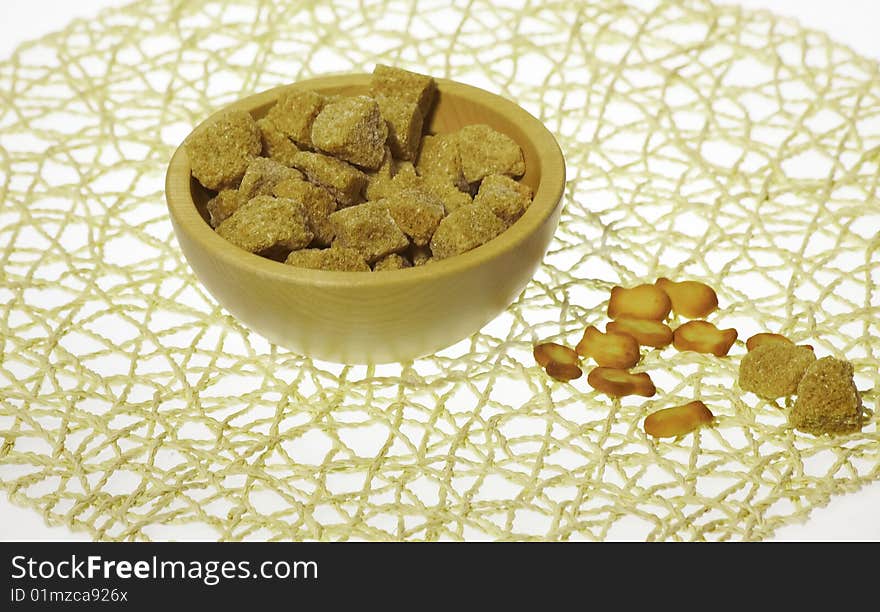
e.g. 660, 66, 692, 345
186, 65, 533, 271
739, 339, 864, 435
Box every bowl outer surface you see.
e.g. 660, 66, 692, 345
166, 74, 565, 363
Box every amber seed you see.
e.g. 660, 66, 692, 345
746, 332, 793, 352
607, 284, 672, 321
644, 401, 714, 438
672, 320, 738, 357
655, 278, 719, 319
545, 362, 583, 382
533, 342, 579, 368
606, 318, 673, 348
574, 326, 641, 369
587, 367, 656, 398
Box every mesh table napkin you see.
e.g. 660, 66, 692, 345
1, 0, 878, 540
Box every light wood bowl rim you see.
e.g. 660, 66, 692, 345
165, 74, 566, 288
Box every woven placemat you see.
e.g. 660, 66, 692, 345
1, 0, 878, 541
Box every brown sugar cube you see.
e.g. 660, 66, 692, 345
216, 195, 313, 254
206, 189, 245, 228
370, 64, 437, 118
373, 253, 412, 271
285, 247, 370, 272
292, 151, 367, 208
329, 203, 409, 264
264, 89, 325, 148
374, 146, 395, 180
738, 343, 816, 400
421, 177, 473, 213
409, 245, 432, 266
366, 160, 420, 201
790, 357, 863, 435
455, 124, 525, 184
238, 157, 304, 201
416, 133, 469, 191
272, 177, 337, 246
473, 174, 532, 226
365, 147, 398, 200
429, 203, 506, 260
368, 150, 472, 212
256, 116, 300, 167
311, 96, 388, 170
378, 188, 445, 247
186, 109, 261, 191
376, 95, 423, 161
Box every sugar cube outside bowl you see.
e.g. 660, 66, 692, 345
165, 74, 566, 364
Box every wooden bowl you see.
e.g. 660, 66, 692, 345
165, 74, 565, 363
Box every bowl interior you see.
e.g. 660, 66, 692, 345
188, 76, 543, 232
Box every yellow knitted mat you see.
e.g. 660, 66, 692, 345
1, 0, 878, 541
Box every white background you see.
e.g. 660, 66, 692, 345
0, 0, 878, 541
